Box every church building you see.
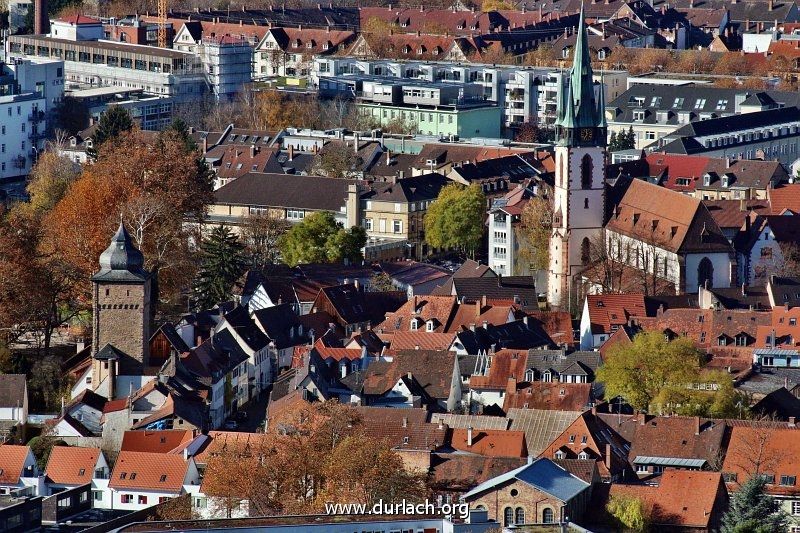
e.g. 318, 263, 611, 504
547, 4, 607, 310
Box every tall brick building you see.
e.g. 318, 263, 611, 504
90, 223, 152, 399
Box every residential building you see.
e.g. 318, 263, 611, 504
462, 457, 592, 526
355, 79, 502, 139
44, 446, 109, 502
0, 445, 40, 496
8, 18, 206, 102
579, 293, 647, 350
105, 451, 200, 511
547, 4, 608, 310
67, 87, 176, 131
0, 375, 27, 441
194, 37, 252, 101
255, 27, 355, 80
604, 178, 735, 293
487, 183, 536, 276
606, 85, 800, 150
655, 106, 800, 166
0, 58, 62, 179
314, 56, 626, 132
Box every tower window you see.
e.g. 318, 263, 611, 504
581, 154, 592, 189
105, 289, 109, 296
584, 198, 589, 209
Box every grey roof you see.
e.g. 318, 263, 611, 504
430, 413, 510, 430
668, 106, 800, 138
525, 349, 602, 379
95, 343, 126, 361
91, 223, 150, 283
633, 456, 706, 467
507, 407, 582, 456
462, 457, 590, 502
213, 173, 355, 212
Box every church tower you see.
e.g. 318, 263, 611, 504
91, 222, 152, 398
547, 3, 607, 310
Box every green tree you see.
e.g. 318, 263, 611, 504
597, 331, 703, 412
53, 96, 89, 135
192, 225, 247, 310
27, 435, 66, 471
278, 212, 367, 267
609, 126, 636, 152
518, 193, 553, 271
606, 495, 650, 532
722, 476, 789, 533
424, 183, 486, 258
88, 106, 133, 159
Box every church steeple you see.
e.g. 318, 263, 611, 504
556, 3, 607, 147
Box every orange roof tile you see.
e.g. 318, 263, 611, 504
386, 331, 455, 351
610, 470, 726, 528
45, 446, 101, 486
120, 429, 195, 454
0, 445, 31, 484
109, 451, 189, 493
503, 382, 592, 412
586, 294, 646, 335
769, 184, 800, 215
450, 428, 527, 458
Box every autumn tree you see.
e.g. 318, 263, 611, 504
369, 272, 396, 292
518, 193, 553, 271
424, 183, 486, 258
606, 495, 651, 532
23, 150, 81, 215
241, 212, 291, 268
44, 128, 214, 306
192, 225, 247, 310
514, 122, 545, 143
597, 331, 704, 412
312, 142, 362, 179
278, 211, 367, 267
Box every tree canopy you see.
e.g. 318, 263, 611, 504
518, 193, 553, 271
597, 331, 736, 415
424, 183, 486, 258
278, 211, 367, 267
192, 225, 247, 310
722, 476, 789, 533
609, 126, 636, 152
88, 106, 133, 158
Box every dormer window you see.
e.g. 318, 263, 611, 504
722, 176, 729, 188
554, 450, 566, 459
703, 174, 711, 187
578, 451, 589, 460
293, 39, 301, 48
306, 42, 313, 49
410, 318, 420, 331
323, 41, 331, 50
426, 320, 435, 332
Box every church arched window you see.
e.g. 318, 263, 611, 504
581, 154, 593, 189
581, 237, 591, 265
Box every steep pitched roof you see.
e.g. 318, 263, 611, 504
109, 451, 189, 493
45, 446, 101, 485
0, 445, 32, 484
722, 424, 800, 496
586, 293, 647, 335
507, 408, 583, 456
120, 430, 195, 454
0, 374, 26, 408
354, 406, 447, 451
213, 173, 355, 212
606, 178, 731, 254
449, 428, 527, 458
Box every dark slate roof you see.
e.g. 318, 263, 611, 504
91, 223, 150, 283
222, 305, 269, 352
163, 7, 360, 30
213, 173, 355, 212
252, 303, 307, 350
450, 155, 540, 183
524, 349, 602, 378
0, 375, 25, 408
95, 343, 126, 360
752, 387, 800, 421
768, 276, 800, 308
454, 320, 552, 354
360, 173, 449, 203
434, 276, 539, 307
668, 106, 800, 138
151, 322, 190, 354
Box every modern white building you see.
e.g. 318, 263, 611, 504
0, 57, 63, 179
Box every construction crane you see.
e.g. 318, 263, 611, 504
157, 0, 167, 48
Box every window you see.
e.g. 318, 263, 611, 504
410, 319, 418, 331
633, 110, 645, 121
363, 218, 373, 231
542, 508, 554, 524
793, 501, 800, 515
160, 474, 167, 482
694, 99, 706, 109
426, 320, 435, 332
515, 507, 525, 524
645, 131, 656, 140
637, 464, 649, 473
393, 220, 402, 233
78, 468, 85, 476
782, 475, 797, 486
138, 495, 147, 504
716, 99, 728, 110
581, 154, 593, 189
504, 507, 514, 526
672, 97, 684, 108
92, 490, 103, 501
121, 494, 132, 503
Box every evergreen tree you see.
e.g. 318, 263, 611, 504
88, 106, 133, 159
192, 225, 247, 310
721, 476, 789, 533
608, 131, 619, 151
625, 125, 636, 149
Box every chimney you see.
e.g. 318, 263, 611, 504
467, 426, 474, 446
475, 299, 481, 318
288, 144, 294, 161
385, 149, 391, 165
695, 416, 701, 435
250, 144, 257, 158
769, 0, 774, 10
412, 295, 419, 313
639, 413, 646, 425
438, 418, 444, 430
354, 133, 360, 154
202, 136, 208, 153
402, 416, 408, 428
790, 417, 796, 428
605, 443, 612, 470
481, 295, 487, 308
742, 283, 747, 296
34, 0, 47, 34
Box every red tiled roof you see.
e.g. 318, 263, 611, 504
610, 470, 726, 528
449, 428, 527, 458
103, 397, 129, 413
586, 294, 646, 335
120, 430, 195, 454
193, 431, 270, 465
109, 451, 189, 493
45, 446, 101, 486
469, 349, 529, 390
355, 406, 447, 451
503, 382, 592, 412
722, 425, 800, 496
385, 331, 455, 351
57, 15, 100, 24
769, 184, 800, 215
0, 445, 31, 484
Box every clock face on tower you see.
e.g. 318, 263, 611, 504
580, 128, 594, 142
